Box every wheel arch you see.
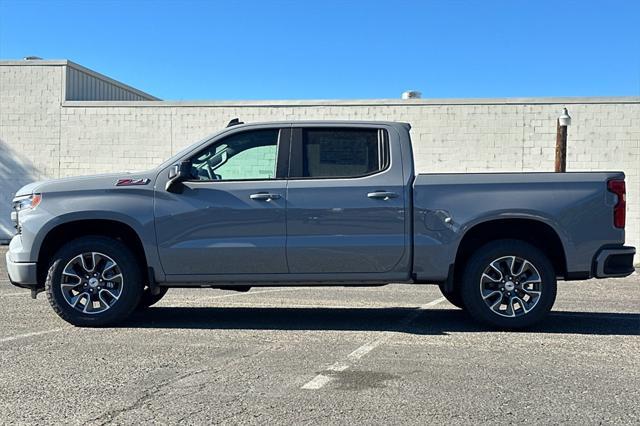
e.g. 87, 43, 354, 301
453, 218, 568, 288
36, 218, 148, 285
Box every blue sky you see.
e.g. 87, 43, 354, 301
1, 0, 639, 100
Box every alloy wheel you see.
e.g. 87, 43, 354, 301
479, 255, 542, 318
60, 252, 124, 314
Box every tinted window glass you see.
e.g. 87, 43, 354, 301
190, 129, 278, 181
301, 129, 386, 178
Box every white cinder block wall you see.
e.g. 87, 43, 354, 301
1, 61, 639, 264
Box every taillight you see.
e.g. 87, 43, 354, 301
607, 179, 626, 229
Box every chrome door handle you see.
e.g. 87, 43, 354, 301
250, 193, 281, 201
367, 191, 398, 200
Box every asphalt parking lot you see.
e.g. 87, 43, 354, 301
1, 247, 638, 425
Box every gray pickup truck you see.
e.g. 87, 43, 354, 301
5, 121, 635, 328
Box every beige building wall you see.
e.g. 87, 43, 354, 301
1, 61, 639, 261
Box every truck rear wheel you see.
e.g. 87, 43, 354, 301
460, 239, 557, 329
45, 236, 143, 327
438, 283, 465, 309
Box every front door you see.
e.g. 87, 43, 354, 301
154, 127, 289, 276
285, 126, 408, 274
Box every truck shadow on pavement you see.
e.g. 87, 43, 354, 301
123, 307, 640, 336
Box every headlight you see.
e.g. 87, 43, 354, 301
13, 193, 42, 212
11, 193, 42, 231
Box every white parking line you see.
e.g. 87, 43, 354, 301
302, 296, 446, 390
301, 374, 334, 390
0, 328, 65, 344
0, 292, 30, 297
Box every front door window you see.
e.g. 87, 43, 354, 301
190, 129, 279, 181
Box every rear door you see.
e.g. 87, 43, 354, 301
285, 125, 407, 274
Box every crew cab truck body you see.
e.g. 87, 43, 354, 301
6, 121, 636, 328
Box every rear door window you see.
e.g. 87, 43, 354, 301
292, 128, 388, 178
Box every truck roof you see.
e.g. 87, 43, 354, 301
228, 120, 411, 130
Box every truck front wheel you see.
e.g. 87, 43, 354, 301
460, 239, 557, 329
45, 236, 143, 327
137, 286, 168, 310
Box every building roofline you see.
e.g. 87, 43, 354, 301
62, 96, 640, 108
0, 59, 160, 101
0, 59, 71, 66
64, 60, 160, 101
2, 59, 638, 106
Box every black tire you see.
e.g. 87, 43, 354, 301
137, 286, 168, 310
438, 283, 465, 309
460, 239, 557, 329
45, 236, 144, 327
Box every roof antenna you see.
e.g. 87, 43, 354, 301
227, 118, 244, 127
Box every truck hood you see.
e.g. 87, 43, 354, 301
13, 171, 156, 198
14, 181, 46, 198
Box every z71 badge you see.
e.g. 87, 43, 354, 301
115, 178, 150, 186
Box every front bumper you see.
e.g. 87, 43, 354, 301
5, 250, 38, 288
593, 246, 636, 278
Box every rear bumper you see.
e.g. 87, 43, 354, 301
593, 246, 636, 278
5, 251, 38, 288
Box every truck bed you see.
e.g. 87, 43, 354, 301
412, 171, 625, 281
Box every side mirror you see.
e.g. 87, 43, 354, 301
165, 160, 192, 193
